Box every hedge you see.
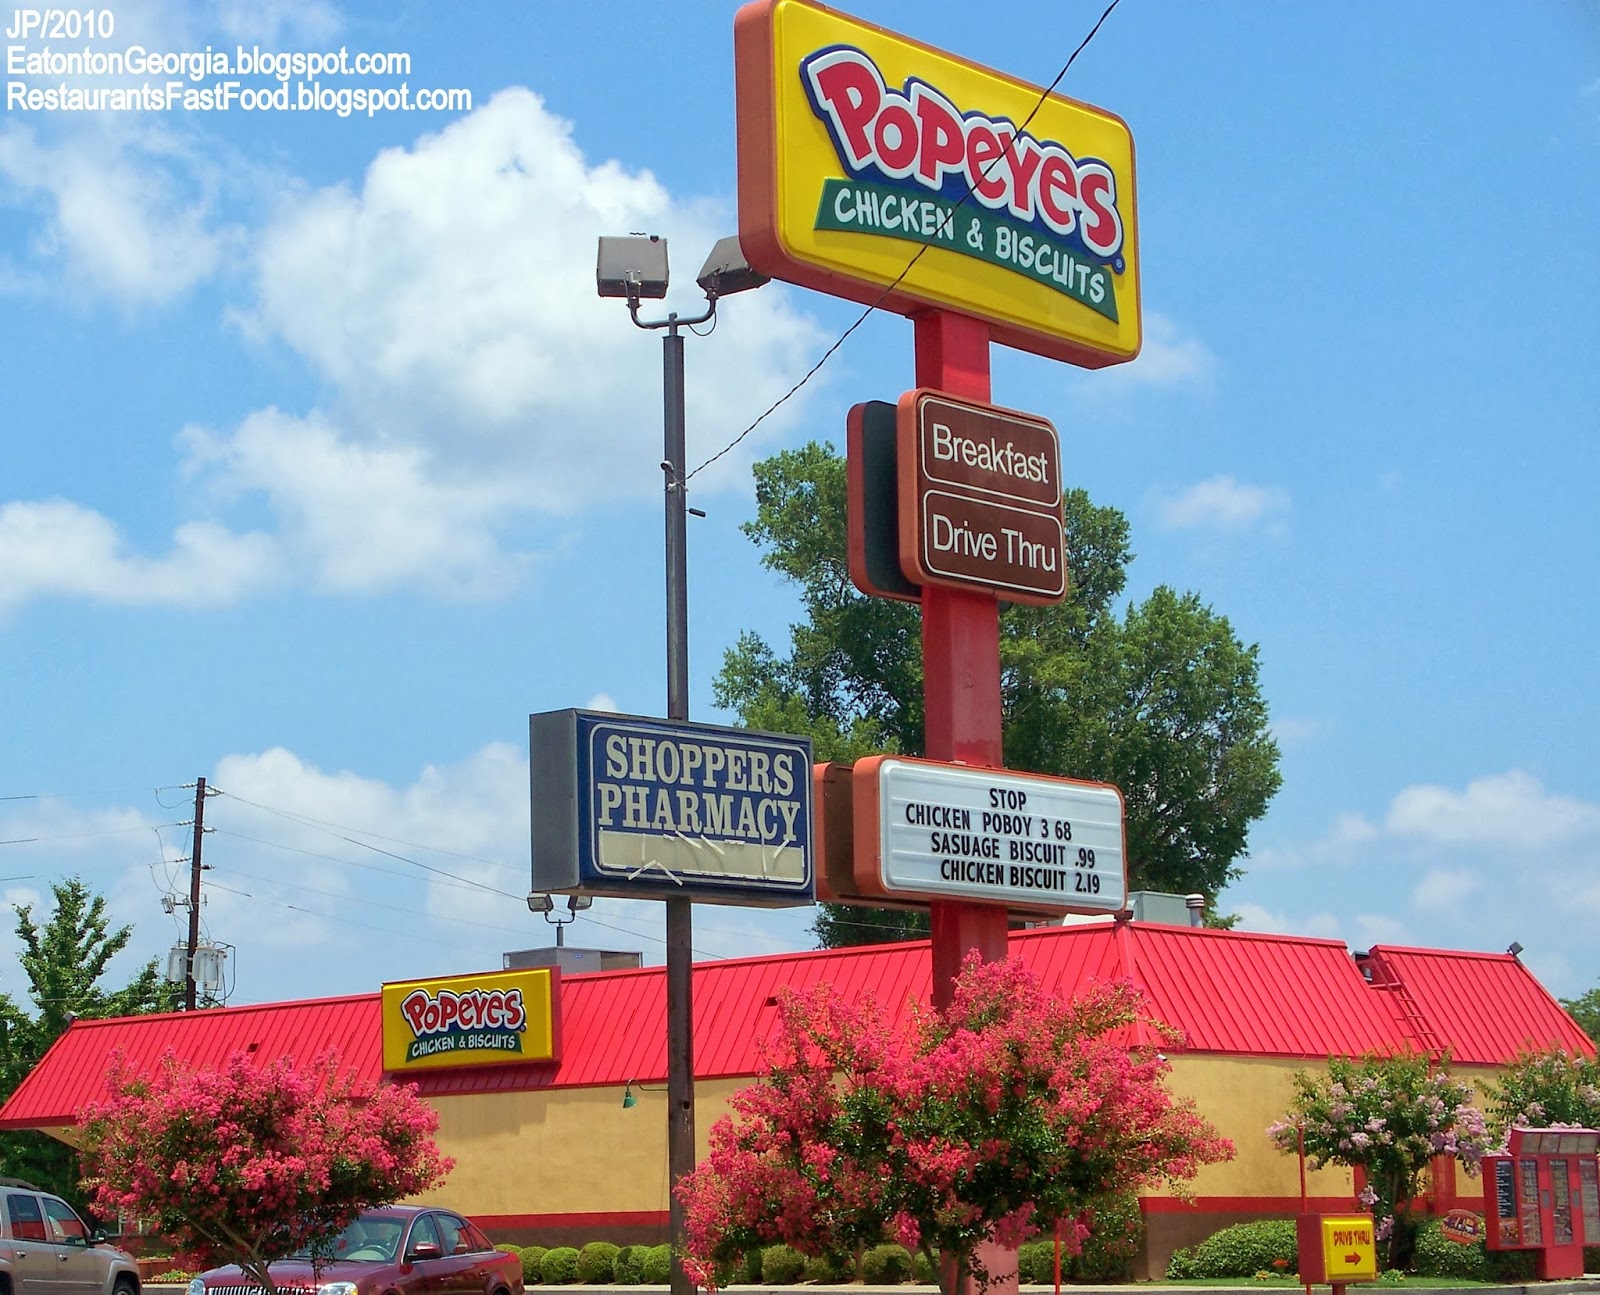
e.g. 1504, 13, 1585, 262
576, 1243, 620, 1284
861, 1243, 915, 1284
1166, 1219, 1297, 1279
540, 1246, 581, 1285
639, 1245, 673, 1285
519, 1246, 547, 1285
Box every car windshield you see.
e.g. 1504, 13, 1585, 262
288, 1214, 406, 1263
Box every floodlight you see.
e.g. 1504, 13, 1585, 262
696, 235, 770, 299
1508, 941, 1524, 958
568, 894, 594, 911
596, 235, 669, 300
527, 892, 554, 914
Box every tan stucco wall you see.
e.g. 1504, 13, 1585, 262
1148, 1053, 1354, 1202
421, 1078, 745, 1220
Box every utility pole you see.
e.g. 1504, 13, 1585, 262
185, 776, 206, 1010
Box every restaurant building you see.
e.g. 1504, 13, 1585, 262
1, 918, 1589, 1278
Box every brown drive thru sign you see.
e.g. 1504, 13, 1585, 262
897, 389, 1065, 603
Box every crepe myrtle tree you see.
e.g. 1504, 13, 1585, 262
677, 954, 1233, 1295
1268, 1053, 1488, 1272
79, 1049, 452, 1295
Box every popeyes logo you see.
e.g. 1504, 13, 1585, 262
401, 986, 526, 1037
804, 48, 1124, 259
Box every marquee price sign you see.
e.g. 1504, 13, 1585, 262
898, 388, 1064, 602
851, 754, 1126, 915
735, 0, 1140, 367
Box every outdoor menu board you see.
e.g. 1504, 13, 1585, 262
1551, 1160, 1574, 1244
1494, 1159, 1519, 1239
1580, 1159, 1600, 1240
1518, 1159, 1544, 1245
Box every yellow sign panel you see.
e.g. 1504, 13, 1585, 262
735, 0, 1139, 367
1321, 1216, 1378, 1282
381, 967, 558, 1072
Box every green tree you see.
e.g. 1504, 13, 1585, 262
1268, 1053, 1489, 1272
714, 443, 1282, 944
1486, 1048, 1600, 1138
0, 877, 181, 1209
1560, 988, 1600, 1045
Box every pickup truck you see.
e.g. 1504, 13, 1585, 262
0, 1179, 139, 1295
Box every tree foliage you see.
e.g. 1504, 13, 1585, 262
1268, 1054, 1489, 1271
714, 443, 1282, 942
1485, 1048, 1600, 1139
676, 953, 1233, 1294
0, 877, 179, 1207
80, 1049, 452, 1295
1559, 988, 1600, 1045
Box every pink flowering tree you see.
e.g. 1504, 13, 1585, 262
1268, 1052, 1487, 1271
1486, 1047, 1600, 1139
79, 1049, 452, 1295
677, 954, 1233, 1294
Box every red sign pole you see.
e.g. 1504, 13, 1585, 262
914, 308, 1010, 1010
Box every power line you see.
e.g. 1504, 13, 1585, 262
685, 0, 1124, 484
210, 788, 523, 874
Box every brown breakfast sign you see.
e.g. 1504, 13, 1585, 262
897, 389, 1064, 603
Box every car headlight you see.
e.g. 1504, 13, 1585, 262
187, 1281, 206, 1295
317, 1283, 359, 1295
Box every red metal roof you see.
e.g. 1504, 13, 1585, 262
1364, 945, 1595, 1065
2, 923, 1589, 1132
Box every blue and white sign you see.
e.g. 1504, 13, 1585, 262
530, 709, 814, 906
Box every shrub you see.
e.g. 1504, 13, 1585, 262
639, 1245, 673, 1285
577, 1242, 620, 1283
540, 1247, 580, 1285
760, 1244, 807, 1284
911, 1249, 938, 1285
1165, 1247, 1198, 1281
151, 1272, 194, 1283
861, 1244, 915, 1284
1071, 1190, 1145, 1282
1484, 1246, 1535, 1283
739, 1249, 765, 1283
1016, 1241, 1054, 1284
613, 1245, 646, 1284
520, 1246, 547, 1285
802, 1251, 850, 1282
1411, 1219, 1487, 1280
1182, 1220, 1297, 1278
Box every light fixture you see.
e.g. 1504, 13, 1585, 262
1508, 941, 1524, 958
529, 893, 591, 946
695, 235, 769, 300
596, 235, 669, 300
621, 1081, 637, 1110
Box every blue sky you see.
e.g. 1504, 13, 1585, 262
1, 0, 1596, 1010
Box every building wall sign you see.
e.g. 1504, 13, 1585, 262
850, 754, 1126, 915
897, 389, 1064, 602
735, 0, 1140, 368
381, 967, 558, 1073
530, 709, 814, 907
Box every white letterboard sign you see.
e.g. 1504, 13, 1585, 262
875, 758, 1126, 914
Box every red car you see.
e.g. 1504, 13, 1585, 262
186, 1206, 522, 1295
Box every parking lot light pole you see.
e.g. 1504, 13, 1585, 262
596, 234, 767, 1295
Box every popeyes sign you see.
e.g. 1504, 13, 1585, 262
735, 0, 1139, 367
380, 966, 559, 1073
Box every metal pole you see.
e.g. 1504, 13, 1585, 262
185, 776, 206, 1010
662, 321, 696, 1295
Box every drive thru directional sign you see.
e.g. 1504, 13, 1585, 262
897, 389, 1065, 604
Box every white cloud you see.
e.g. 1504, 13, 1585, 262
1152, 474, 1291, 533
585, 693, 620, 712
1081, 311, 1216, 393
1410, 867, 1484, 918
0, 122, 231, 305
249, 88, 826, 512
1249, 811, 1377, 871
180, 409, 529, 598
0, 498, 279, 613
0, 88, 826, 612
1229, 901, 1341, 940
1385, 770, 1600, 849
